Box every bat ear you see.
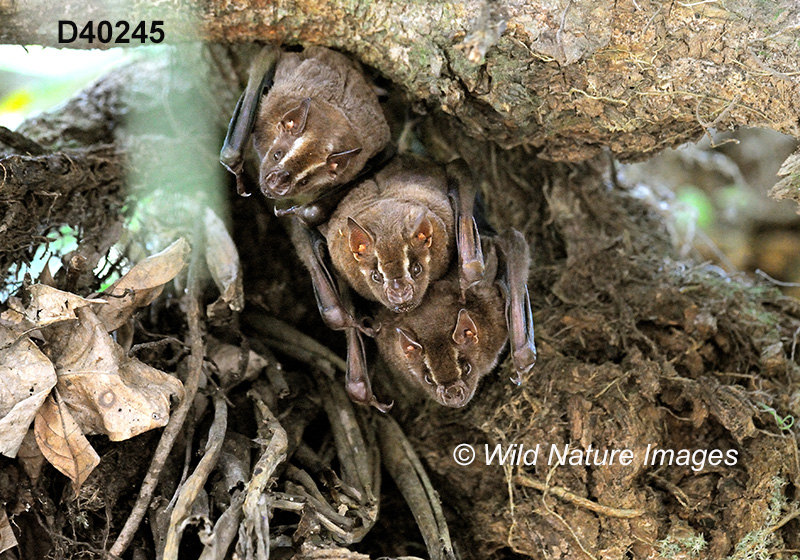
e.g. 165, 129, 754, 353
348, 217, 374, 260
397, 328, 422, 359
327, 147, 362, 175
411, 212, 433, 248
280, 97, 311, 134
452, 309, 479, 346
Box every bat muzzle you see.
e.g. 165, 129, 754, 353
262, 169, 292, 197
386, 280, 413, 306
436, 380, 470, 408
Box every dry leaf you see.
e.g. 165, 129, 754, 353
204, 208, 244, 313
17, 429, 46, 485
95, 237, 190, 332
23, 285, 104, 327
0, 325, 57, 458
0, 507, 17, 555
47, 306, 184, 441
207, 338, 268, 385
2, 285, 103, 332
34, 391, 100, 495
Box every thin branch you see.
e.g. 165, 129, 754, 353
109, 241, 207, 558
515, 473, 646, 518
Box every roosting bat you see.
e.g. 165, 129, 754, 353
288, 218, 392, 412
319, 156, 484, 314
220, 45, 391, 225
292, 157, 487, 410
375, 229, 537, 408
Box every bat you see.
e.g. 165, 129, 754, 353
287, 218, 392, 411
320, 155, 484, 314
220, 45, 391, 225
374, 229, 536, 408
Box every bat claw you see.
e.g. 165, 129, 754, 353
235, 175, 251, 197
458, 216, 485, 293
372, 399, 394, 413
359, 317, 380, 337
346, 380, 393, 412
511, 346, 536, 381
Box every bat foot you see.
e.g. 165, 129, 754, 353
358, 317, 380, 338
511, 346, 537, 382
459, 260, 485, 296
236, 176, 251, 197
346, 381, 393, 413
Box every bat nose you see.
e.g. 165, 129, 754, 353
386, 279, 413, 305
436, 380, 469, 408
262, 169, 291, 197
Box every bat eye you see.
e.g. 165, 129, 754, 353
273, 150, 283, 161
424, 374, 434, 385
298, 177, 309, 187
463, 362, 472, 376
411, 262, 423, 277
370, 270, 382, 283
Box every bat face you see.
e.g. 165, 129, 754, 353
347, 209, 446, 313
323, 156, 456, 314
376, 271, 507, 408
254, 97, 363, 200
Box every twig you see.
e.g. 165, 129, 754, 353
536, 468, 598, 560
163, 393, 228, 560
756, 268, 800, 288
240, 387, 289, 559
245, 312, 346, 373
0, 125, 46, 155
515, 473, 646, 518
377, 415, 456, 560
790, 326, 800, 363
768, 508, 800, 534
109, 243, 206, 558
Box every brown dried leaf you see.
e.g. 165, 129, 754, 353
17, 429, 46, 485
47, 306, 184, 441
0, 507, 17, 555
204, 208, 244, 313
207, 337, 268, 385
0, 324, 57, 458
95, 237, 190, 332
3, 284, 103, 330
34, 391, 100, 495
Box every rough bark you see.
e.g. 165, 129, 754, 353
1, 0, 799, 161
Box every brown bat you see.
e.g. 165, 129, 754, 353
375, 229, 536, 408
319, 156, 484, 314
290, 157, 485, 410
288, 218, 392, 412
220, 45, 391, 225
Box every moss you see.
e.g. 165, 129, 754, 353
657, 533, 708, 559
726, 477, 790, 560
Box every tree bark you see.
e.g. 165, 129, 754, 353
2, 0, 799, 160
